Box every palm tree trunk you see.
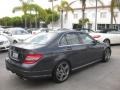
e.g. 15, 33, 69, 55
81, 0, 86, 28
52, 0, 54, 30
25, 17, 27, 29
35, 14, 37, 28
61, 9, 63, 29
110, 7, 114, 29
30, 10, 32, 28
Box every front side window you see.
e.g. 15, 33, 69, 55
79, 33, 94, 44
4, 31, 10, 34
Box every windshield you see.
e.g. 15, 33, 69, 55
12, 29, 29, 35
4, 28, 29, 35
24, 32, 57, 45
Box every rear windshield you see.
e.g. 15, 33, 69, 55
24, 32, 57, 45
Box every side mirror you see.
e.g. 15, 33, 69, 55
8, 33, 12, 36
92, 40, 98, 44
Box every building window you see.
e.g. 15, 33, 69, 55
114, 12, 119, 17
92, 13, 95, 18
100, 12, 107, 18
73, 13, 78, 19
97, 24, 120, 30
97, 24, 105, 30
88, 23, 92, 29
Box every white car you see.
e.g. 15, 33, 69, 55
0, 27, 5, 33
2, 28, 32, 43
32, 28, 49, 35
90, 30, 120, 45
0, 35, 10, 51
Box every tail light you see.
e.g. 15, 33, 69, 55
93, 35, 101, 38
32, 32, 36, 35
23, 54, 43, 64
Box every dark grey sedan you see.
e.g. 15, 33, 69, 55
5, 30, 111, 83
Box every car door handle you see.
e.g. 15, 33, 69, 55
65, 47, 72, 51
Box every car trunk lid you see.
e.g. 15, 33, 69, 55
9, 43, 45, 63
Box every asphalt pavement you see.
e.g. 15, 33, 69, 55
0, 46, 120, 90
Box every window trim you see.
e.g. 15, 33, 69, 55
58, 32, 85, 47
78, 32, 96, 45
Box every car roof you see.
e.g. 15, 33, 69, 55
6, 27, 25, 32
44, 29, 86, 34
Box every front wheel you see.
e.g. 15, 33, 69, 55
102, 48, 111, 62
13, 40, 17, 44
53, 61, 70, 83
103, 39, 110, 46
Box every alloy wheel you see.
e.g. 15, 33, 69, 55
104, 49, 111, 61
54, 61, 70, 82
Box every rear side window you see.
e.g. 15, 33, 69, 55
59, 36, 68, 46
66, 33, 80, 45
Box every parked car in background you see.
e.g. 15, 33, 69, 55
90, 29, 120, 45
0, 27, 5, 33
6, 30, 111, 82
2, 27, 32, 43
76, 28, 95, 33
32, 28, 50, 34
0, 35, 10, 51
27, 28, 38, 34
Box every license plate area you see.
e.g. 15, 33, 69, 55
12, 51, 18, 59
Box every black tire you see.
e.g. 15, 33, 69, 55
13, 40, 17, 44
16, 74, 28, 80
53, 61, 70, 83
102, 48, 111, 62
103, 39, 110, 46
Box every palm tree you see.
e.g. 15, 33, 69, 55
27, 0, 34, 28
110, 0, 120, 27
80, 0, 86, 22
55, 0, 74, 29
13, 0, 32, 28
79, 0, 103, 28
27, 4, 47, 28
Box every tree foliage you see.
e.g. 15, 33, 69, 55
110, 0, 120, 24
0, 6, 59, 27
45, 9, 60, 24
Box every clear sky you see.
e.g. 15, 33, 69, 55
0, 0, 80, 18
0, 0, 53, 18
0, 0, 109, 18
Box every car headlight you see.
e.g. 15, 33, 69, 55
18, 39, 24, 42
4, 41, 9, 44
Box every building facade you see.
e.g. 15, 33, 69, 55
50, 0, 120, 30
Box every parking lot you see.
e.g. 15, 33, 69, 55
0, 45, 120, 90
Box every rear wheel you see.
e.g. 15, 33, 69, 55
53, 61, 70, 83
102, 48, 111, 62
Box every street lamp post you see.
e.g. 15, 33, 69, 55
95, 0, 98, 31
49, 0, 57, 30
60, 0, 63, 29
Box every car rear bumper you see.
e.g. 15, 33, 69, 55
5, 58, 52, 78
